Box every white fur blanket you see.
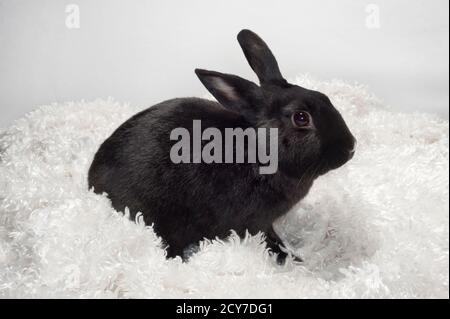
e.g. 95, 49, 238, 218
0, 76, 448, 298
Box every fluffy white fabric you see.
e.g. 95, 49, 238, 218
0, 76, 448, 298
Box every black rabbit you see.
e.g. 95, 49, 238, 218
88, 30, 356, 263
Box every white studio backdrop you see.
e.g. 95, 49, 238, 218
0, 0, 448, 128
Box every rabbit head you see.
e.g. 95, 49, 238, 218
195, 29, 356, 179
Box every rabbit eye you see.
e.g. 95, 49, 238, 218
291, 111, 311, 128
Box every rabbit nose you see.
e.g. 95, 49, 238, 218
348, 149, 355, 160
348, 138, 357, 160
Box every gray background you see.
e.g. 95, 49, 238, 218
0, 0, 448, 129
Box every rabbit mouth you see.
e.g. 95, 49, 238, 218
322, 148, 355, 172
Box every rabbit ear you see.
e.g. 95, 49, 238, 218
237, 29, 286, 85
195, 68, 262, 116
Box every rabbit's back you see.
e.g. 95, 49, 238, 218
88, 98, 294, 257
